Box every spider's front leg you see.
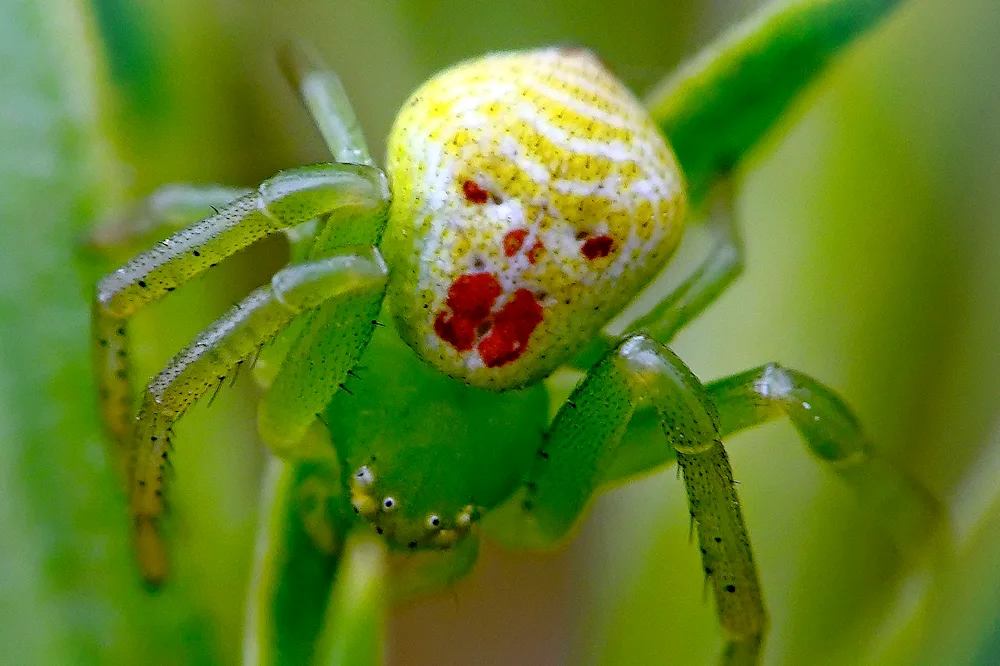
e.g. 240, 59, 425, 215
503, 339, 941, 664
508, 335, 765, 663
131, 247, 386, 582
92, 163, 390, 582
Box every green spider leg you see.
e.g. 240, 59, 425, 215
488, 185, 940, 665
242, 46, 402, 666
111, 242, 386, 582
92, 163, 387, 461
503, 336, 764, 661
89, 183, 251, 476
255, 44, 388, 454
626, 178, 743, 345
87, 184, 252, 255
93, 165, 390, 583
92, 39, 395, 584
499, 330, 937, 664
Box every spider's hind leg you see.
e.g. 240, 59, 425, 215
278, 42, 374, 167
498, 332, 942, 665
706, 363, 944, 554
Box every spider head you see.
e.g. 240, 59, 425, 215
382, 47, 686, 390
349, 464, 480, 551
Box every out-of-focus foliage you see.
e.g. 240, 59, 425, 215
1, 0, 999, 664
0, 0, 219, 664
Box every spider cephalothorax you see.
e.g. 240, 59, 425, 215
383, 48, 686, 388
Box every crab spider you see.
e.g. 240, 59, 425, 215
91, 0, 941, 663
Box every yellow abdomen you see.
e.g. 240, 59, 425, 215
383, 48, 686, 389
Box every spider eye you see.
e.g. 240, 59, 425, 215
456, 505, 477, 527
353, 466, 374, 487
427, 515, 441, 529
381, 497, 397, 511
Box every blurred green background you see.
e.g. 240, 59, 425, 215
1, 0, 999, 664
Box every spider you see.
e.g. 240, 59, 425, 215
91, 0, 940, 663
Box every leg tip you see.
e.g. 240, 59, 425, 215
135, 518, 169, 588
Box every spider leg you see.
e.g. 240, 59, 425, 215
130, 248, 387, 583
256, 289, 386, 453
251, 46, 392, 451
92, 163, 388, 477
625, 179, 743, 345
505, 335, 766, 663
88, 185, 247, 473
706, 363, 943, 552
278, 42, 374, 168
497, 333, 943, 664
86, 184, 251, 254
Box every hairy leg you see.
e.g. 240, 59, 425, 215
87, 184, 251, 253
92, 163, 388, 470
498, 334, 942, 663
130, 249, 386, 582
88, 184, 248, 470
278, 42, 374, 168
253, 46, 390, 451
506, 335, 765, 662
706, 363, 941, 550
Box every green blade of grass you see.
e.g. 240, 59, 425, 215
648, 0, 903, 204
0, 1, 214, 663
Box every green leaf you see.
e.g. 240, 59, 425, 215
647, 0, 903, 204
0, 1, 214, 663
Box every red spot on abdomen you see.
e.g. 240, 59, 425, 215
581, 234, 615, 260
433, 273, 544, 368
446, 273, 501, 320
477, 289, 544, 368
462, 180, 490, 204
434, 312, 476, 351
527, 241, 543, 264
503, 229, 527, 257
434, 273, 502, 351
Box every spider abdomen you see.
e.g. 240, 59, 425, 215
383, 48, 687, 389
